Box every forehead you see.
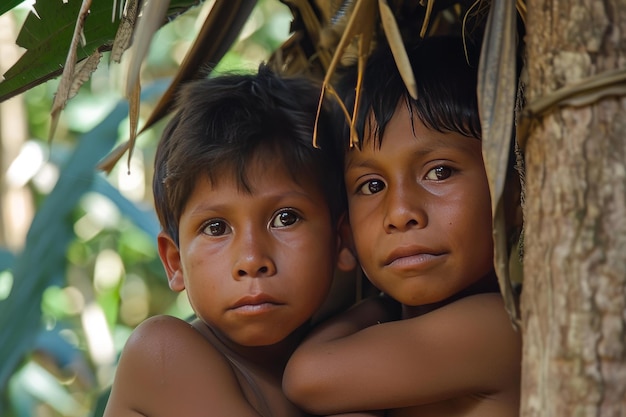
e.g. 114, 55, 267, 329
347, 105, 481, 164
204, 151, 323, 197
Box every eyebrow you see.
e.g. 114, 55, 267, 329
345, 146, 437, 170
187, 189, 319, 214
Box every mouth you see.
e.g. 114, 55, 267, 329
230, 294, 283, 313
383, 246, 445, 267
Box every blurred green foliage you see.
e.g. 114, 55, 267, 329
0, 1, 292, 416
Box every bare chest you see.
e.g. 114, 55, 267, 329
236, 371, 308, 417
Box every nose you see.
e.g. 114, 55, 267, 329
383, 183, 427, 233
232, 231, 277, 279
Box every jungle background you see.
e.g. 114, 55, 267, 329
1, 0, 625, 416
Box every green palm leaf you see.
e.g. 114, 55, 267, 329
0, 102, 124, 396
0, 0, 203, 103
0, 0, 27, 18
0, 0, 119, 102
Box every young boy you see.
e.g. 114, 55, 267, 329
102, 67, 357, 417
282, 36, 522, 417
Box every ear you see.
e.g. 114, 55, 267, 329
335, 213, 357, 272
157, 231, 186, 292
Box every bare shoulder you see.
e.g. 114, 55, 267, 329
408, 292, 521, 363
124, 315, 203, 349
118, 315, 224, 369
408, 292, 522, 389
434, 292, 516, 325
104, 315, 258, 417
426, 292, 520, 346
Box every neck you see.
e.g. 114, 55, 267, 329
206, 322, 310, 379
402, 271, 500, 319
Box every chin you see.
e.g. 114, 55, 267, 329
238, 331, 292, 347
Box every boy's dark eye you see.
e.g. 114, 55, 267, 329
271, 210, 300, 228
203, 220, 231, 236
425, 166, 453, 181
359, 179, 386, 195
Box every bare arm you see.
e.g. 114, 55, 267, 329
301, 294, 401, 344
103, 315, 262, 417
283, 293, 521, 415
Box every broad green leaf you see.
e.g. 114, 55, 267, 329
0, 104, 123, 393
0, 249, 15, 271
0, 0, 119, 102
0, 0, 27, 17
91, 176, 160, 240
0, 0, 203, 103
0, 80, 167, 397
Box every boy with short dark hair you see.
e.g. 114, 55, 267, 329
283, 36, 522, 417
103, 66, 356, 417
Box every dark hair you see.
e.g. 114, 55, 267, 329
335, 36, 481, 149
153, 66, 345, 244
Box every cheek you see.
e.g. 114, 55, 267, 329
348, 207, 376, 248
351, 225, 374, 261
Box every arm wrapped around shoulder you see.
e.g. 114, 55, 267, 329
283, 295, 400, 414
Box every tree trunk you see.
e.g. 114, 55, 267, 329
0, 13, 31, 251
521, 0, 626, 416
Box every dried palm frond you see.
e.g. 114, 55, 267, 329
99, 0, 257, 172
49, 0, 93, 141
110, 0, 140, 63
477, 0, 521, 326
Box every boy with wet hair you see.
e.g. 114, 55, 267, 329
103, 66, 357, 417
283, 36, 522, 417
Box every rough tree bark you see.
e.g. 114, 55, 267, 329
521, 0, 626, 416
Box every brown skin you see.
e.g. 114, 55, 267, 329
283, 104, 522, 416
103, 155, 357, 417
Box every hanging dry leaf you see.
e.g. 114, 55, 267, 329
378, 0, 417, 99
477, 0, 520, 326
139, 0, 257, 134
49, 0, 93, 141
314, 0, 377, 148
283, 0, 333, 70
125, 0, 169, 99
69, 50, 102, 99
110, 0, 139, 63
100, 1, 258, 172
97, 140, 131, 174
418, 0, 435, 37
126, 80, 141, 173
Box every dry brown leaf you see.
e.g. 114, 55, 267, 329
477, 0, 520, 326
126, 80, 141, 173
125, 0, 169, 99
283, 0, 332, 70
378, 0, 417, 99
69, 50, 102, 99
139, 0, 257, 134
314, 0, 377, 148
100, 1, 258, 172
418, 0, 435, 37
110, 0, 139, 63
97, 140, 131, 174
49, 0, 93, 141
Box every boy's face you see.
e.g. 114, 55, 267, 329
344, 104, 494, 306
158, 155, 338, 346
